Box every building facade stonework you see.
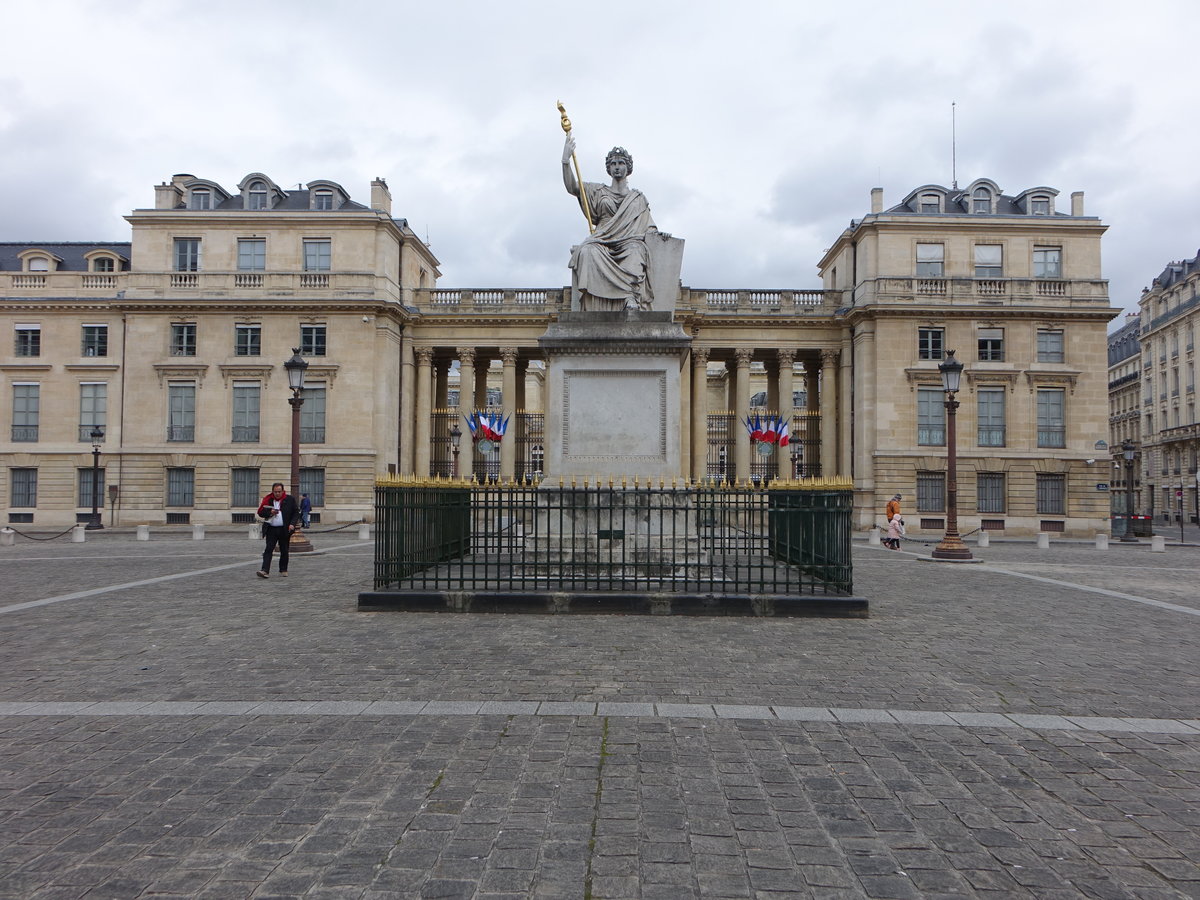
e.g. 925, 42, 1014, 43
1135, 250, 1200, 524
2, 172, 1117, 535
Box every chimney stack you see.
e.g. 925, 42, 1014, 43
1071, 191, 1085, 216
155, 182, 183, 209
371, 178, 392, 214
870, 187, 883, 214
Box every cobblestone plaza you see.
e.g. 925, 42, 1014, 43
0, 533, 1197, 898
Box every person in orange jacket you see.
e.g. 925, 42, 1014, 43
256, 482, 301, 578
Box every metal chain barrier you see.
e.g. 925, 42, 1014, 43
3, 525, 80, 542
301, 519, 366, 535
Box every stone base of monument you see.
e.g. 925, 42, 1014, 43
357, 589, 868, 617
539, 311, 690, 481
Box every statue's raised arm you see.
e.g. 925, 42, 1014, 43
563, 143, 656, 311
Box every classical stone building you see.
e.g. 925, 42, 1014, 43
1135, 249, 1200, 524
818, 180, 1116, 535
1107, 313, 1142, 515
1, 173, 439, 526
2, 172, 1118, 535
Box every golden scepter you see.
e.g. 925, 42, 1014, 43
558, 101, 594, 234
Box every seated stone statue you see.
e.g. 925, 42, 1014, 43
562, 135, 657, 311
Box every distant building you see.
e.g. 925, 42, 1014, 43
1107, 313, 1142, 514
818, 179, 1116, 536
1136, 249, 1200, 523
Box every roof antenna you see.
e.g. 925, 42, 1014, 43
951, 101, 958, 191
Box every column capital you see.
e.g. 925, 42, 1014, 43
415, 346, 435, 365
820, 348, 840, 367
455, 347, 476, 366
500, 347, 519, 365
776, 348, 795, 367
691, 347, 709, 367
734, 348, 754, 367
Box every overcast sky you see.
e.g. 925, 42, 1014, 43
2, 0, 1195, 322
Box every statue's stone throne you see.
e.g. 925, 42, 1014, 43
570, 231, 685, 313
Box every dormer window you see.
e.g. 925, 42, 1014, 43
247, 181, 268, 210
27, 257, 50, 272
1031, 195, 1051, 215
190, 188, 211, 210
92, 257, 115, 273
314, 190, 334, 210
972, 187, 991, 214
919, 194, 940, 213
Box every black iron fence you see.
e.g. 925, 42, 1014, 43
364, 478, 859, 614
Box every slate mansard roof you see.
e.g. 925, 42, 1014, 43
886, 179, 1069, 217
0, 242, 131, 271
1147, 250, 1200, 293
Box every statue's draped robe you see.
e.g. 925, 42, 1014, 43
569, 182, 654, 309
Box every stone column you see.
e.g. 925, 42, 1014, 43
500, 348, 518, 481
474, 355, 490, 411
414, 347, 434, 478
734, 348, 753, 483
765, 360, 779, 413
399, 332, 415, 474
691, 348, 709, 481
820, 349, 839, 478
776, 349, 795, 480
679, 350, 691, 480
839, 332, 854, 478
456, 348, 475, 481
434, 358, 449, 411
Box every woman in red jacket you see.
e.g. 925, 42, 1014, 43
256, 482, 301, 578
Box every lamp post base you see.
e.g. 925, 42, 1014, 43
85, 519, 104, 531
931, 533, 974, 561
289, 532, 315, 553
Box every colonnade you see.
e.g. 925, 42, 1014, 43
399, 342, 847, 482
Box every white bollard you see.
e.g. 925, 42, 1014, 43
1151, 534, 1166, 552
1036, 532, 1050, 550
977, 531, 989, 548
137, 524, 150, 541
868, 527, 881, 546
248, 524, 260, 540
358, 522, 371, 541
0, 528, 14, 547
192, 524, 205, 540
1095, 533, 1108, 550
71, 524, 86, 543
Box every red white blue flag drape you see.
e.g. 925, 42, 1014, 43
465, 411, 509, 443
742, 413, 790, 447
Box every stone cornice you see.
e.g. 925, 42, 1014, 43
0, 363, 53, 373
152, 363, 209, 387
1024, 370, 1080, 394
63, 363, 121, 373
217, 364, 274, 387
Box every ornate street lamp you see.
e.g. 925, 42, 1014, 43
284, 348, 313, 553
86, 426, 105, 530
450, 422, 462, 478
1120, 439, 1139, 543
931, 350, 973, 560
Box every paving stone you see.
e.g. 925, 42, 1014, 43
771, 707, 836, 722
656, 704, 716, 718
536, 702, 596, 716
830, 708, 896, 724
596, 702, 655, 717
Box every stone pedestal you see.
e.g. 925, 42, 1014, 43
539, 311, 690, 481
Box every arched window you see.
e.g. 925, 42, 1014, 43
189, 188, 211, 210
247, 181, 268, 210
919, 193, 940, 213
28, 257, 49, 272
313, 189, 333, 210
1030, 195, 1050, 215
92, 257, 115, 272
972, 187, 991, 213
